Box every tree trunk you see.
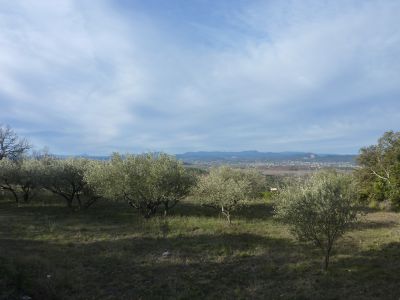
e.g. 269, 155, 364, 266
164, 202, 169, 217
83, 196, 100, 209
163, 199, 179, 216
66, 197, 74, 209
22, 185, 33, 203
324, 246, 332, 271
47, 187, 75, 210
2, 184, 19, 205
11, 189, 19, 206
221, 206, 231, 224
10, 188, 19, 205
76, 194, 82, 210
144, 210, 153, 219
143, 205, 157, 219
23, 192, 29, 203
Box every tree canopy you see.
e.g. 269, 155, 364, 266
40, 158, 100, 209
274, 170, 359, 270
85, 153, 194, 218
356, 131, 400, 209
192, 166, 254, 223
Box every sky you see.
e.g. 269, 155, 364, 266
0, 0, 399, 155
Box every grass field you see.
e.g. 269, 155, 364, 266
0, 197, 399, 299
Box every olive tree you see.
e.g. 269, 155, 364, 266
86, 153, 194, 218
274, 170, 359, 271
157, 158, 196, 215
40, 158, 100, 209
16, 159, 41, 202
0, 159, 41, 204
0, 159, 20, 204
0, 124, 30, 161
192, 166, 251, 223
232, 168, 267, 199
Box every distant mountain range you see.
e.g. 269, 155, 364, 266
175, 151, 357, 163
58, 151, 357, 164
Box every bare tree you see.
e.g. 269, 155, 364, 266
0, 124, 31, 161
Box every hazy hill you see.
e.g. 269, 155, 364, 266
175, 151, 357, 163
55, 151, 357, 164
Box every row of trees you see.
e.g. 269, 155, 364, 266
0, 123, 269, 219
0, 154, 360, 271
0, 152, 267, 220
0, 157, 100, 209
1, 123, 399, 210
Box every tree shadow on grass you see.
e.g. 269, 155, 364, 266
0, 233, 299, 299
1, 198, 275, 228
236, 202, 275, 220
0, 200, 139, 227
169, 200, 274, 221
1, 234, 400, 299
313, 242, 400, 300
2, 200, 399, 299
353, 220, 398, 231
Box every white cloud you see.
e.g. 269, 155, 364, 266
0, 0, 151, 152
0, 0, 399, 154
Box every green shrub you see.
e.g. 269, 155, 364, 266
86, 152, 195, 218
192, 166, 253, 223
274, 170, 359, 270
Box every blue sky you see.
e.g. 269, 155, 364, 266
0, 0, 399, 155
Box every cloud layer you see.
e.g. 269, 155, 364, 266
0, 0, 399, 154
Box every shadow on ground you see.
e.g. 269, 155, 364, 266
1, 200, 399, 299
167, 200, 275, 221
1, 232, 399, 300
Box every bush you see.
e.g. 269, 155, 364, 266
274, 170, 359, 270
192, 166, 252, 223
